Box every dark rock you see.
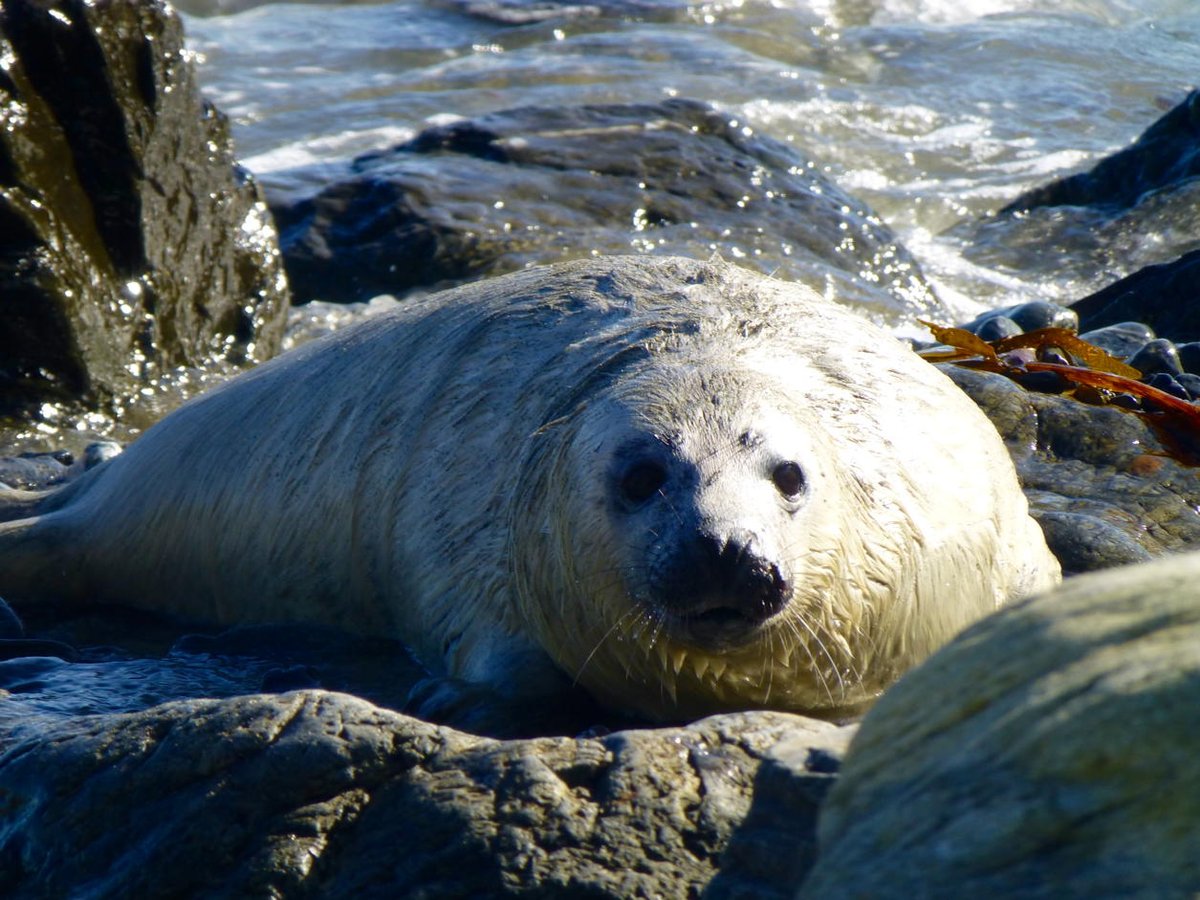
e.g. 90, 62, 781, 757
1145, 372, 1189, 401
1078, 321, 1155, 359
1006, 299, 1078, 332
1033, 510, 1154, 573
0, 0, 289, 417
941, 364, 1200, 574
1176, 373, 1200, 400
967, 300, 1076, 337
1126, 338, 1183, 377
960, 94, 1200, 295
0, 692, 852, 898
1003, 90, 1200, 214
1009, 370, 1070, 393
0, 452, 71, 490
1177, 342, 1200, 374
1071, 249, 1200, 340
973, 315, 1021, 341
0, 638, 79, 663
268, 99, 945, 325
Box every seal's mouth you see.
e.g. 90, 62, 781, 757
667, 590, 791, 649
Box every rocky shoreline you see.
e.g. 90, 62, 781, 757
2, 1, 1200, 897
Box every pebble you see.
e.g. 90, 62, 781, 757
1145, 372, 1190, 401
1011, 370, 1072, 393
1078, 322, 1156, 360
968, 300, 1077, 336
974, 315, 1022, 341
1176, 373, 1200, 400
1036, 344, 1072, 367
1126, 339, 1183, 377
1006, 300, 1078, 332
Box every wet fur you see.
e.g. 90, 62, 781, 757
0, 256, 1060, 722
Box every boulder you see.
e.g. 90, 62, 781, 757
1070, 248, 1200, 341
268, 99, 946, 326
802, 550, 1200, 898
960, 91, 1200, 291
0, 0, 289, 417
0, 692, 851, 898
1003, 90, 1200, 214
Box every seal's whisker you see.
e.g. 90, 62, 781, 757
784, 615, 842, 705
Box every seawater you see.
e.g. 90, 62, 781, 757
178, 0, 1200, 320
6, 0, 1199, 453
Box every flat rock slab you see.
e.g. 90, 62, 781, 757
0, 0, 289, 416
0, 693, 852, 898
268, 98, 946, 327
802, 550, 1200, 899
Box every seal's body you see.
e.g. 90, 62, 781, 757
0, 256, 1059, 722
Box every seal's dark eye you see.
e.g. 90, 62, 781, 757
620, 461, 668, 506
772, 461, 805, 498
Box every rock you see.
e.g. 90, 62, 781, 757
267, 99, 946, 326
1071, 249, 1200, 342
1078, 321, 1156, 360
801, 551, 1200, 898
0, 0, 289, 417
941, 365, 1200, 574
1126, 338, 1183, 377
960, 93, 1200, 292
1003, 90, 1200, 214
0, 692, 852, 897
973, 315, 1021, 341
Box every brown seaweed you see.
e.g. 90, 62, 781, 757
918, 323, 1200, 466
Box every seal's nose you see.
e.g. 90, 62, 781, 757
654, 527, 792, 637
702, 528, 791, 622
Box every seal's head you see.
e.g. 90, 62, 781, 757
511, 348, 922, 721
509, 288, 1055, 722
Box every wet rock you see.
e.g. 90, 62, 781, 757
1078, 321, 1156, 360
1071, 249, 1200, 341
268, 99, 945, 326
0, 0, 289, 417
0, 692, 852, 897
960, 94, 1200, 292
941, 365, 1200, 574
973, 315, 1021, 341
1145, 372, 1189, 401
0, 441, 120, 490
1126, 338, 1183, 377
802, 551, 1200, 898
967, 300, 1077, 337
1003, 90, 1200, 214
1177, 342, 1200, 374
0, 452, 71, 491
1176, 373, 1200, 400
1006, 299, 1078, 332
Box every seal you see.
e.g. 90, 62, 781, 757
0, 256, 1059, 724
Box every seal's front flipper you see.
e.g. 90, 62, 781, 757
0, 512, 82, 607
404, 675, 617, 739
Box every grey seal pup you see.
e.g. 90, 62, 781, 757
0, 256, 1059, 727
